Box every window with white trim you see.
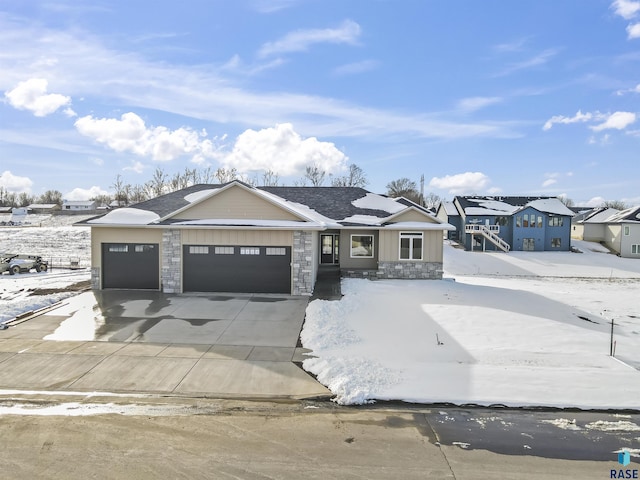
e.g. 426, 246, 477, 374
189, 246, 209, 254
266, 247, 286, 256
108, 244, 128, 253
240, 247, 260, 255
632, 244, 640, 255
214, 246, 234, 255
549, 216, 564, 227
350, 235, 374, 258
624, 225, 631, 236
399, 232, 423, 260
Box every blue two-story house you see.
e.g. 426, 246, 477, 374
445, 196, 575, 252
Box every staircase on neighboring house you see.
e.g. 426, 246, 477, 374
465, 224, 511, 252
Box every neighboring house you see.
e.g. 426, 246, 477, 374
27, 203, 60, 214
77, 181, 454, 295
0, 206, 12, 214
606, 206, 640, 258
62, 200, 97, 211
436, 201, 462, 240
571, 207, 620, 241
450, 196, 575, 252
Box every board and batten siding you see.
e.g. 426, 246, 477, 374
378, 230, 443, 262
181, 229, 293, 246
391, 210, 439, 223
91, 227, 163, 267
172, 186, 301, 221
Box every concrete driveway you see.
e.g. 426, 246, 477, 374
0, 291, 331, 400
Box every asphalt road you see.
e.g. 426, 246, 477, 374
0, 396, 636, 479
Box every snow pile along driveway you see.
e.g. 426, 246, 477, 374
302, 245, 640, 408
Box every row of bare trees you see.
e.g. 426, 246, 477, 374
0, 187, 63, 208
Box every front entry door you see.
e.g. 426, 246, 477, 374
320, 234, 339, 264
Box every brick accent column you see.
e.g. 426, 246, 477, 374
162, 229, 182, 293
292, 230, 314, 295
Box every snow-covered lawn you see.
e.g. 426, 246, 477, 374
302, 241, 640, 408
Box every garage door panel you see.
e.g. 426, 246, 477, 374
102, 243, 159, 289
183, 245, 291, 294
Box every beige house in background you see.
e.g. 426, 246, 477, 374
78, 181, 454, 295
572, 206, 640, 258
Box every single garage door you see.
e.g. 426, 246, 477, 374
102, 243, 159, 289
183, 245, 291, 294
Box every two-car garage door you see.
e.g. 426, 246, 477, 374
183, 245, 291, 294
102, 243, 292, 293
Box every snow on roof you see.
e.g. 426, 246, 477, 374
580, 208, 620, 224
170, 219, 323, 229
525, 199, 575, 216
603, 205, 640, 223
88, 207, 160, 225
464, 199, 519, 216
184, 188, 218, 203
340, 215, 385, 225
382, 221, 455, 231
28, 204, 58, 209
441, 201, 460, 216
351, 193, 405, 214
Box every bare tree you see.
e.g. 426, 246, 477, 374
423, 192, 441, 210
38, 190, 63, 205
557, 195, 574, 207
111, 174, 128, 206
215, 167, 239, 183
261, 169, 280, 187
331, 164, 368, 188
147, 167, 168, 197
602, 199, 628, 210
304, 164, 326, 186
386, 177, 420, 203
17, 192, 35, 207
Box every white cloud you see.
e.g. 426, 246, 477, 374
74, 112, 223, 162
0, 170, 33, 193
456, 96, 503, 113
258, 20, 361, 58
542, 178, 557, 187
495, 48, 559, 77
64, 186, 109, 201
428, 172, 490, 195
612, 0, 640, 20
627, 22, 640, 38
543, 110, 593, 130
590, 111, 636, 131
4, 78, 71, 117
123, 161, 146, 174
580, 196, 607, 207
332, 60, 380, 76
222, 123, 348, 176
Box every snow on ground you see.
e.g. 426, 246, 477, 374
302, 240, 640, 408
1, 216, 92, 322
0, 270, 91, 323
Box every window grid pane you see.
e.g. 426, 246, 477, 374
266, 247, 286, 256
214, 246, 234, 255
108, 245, 128, 253
240, 247, 260, 255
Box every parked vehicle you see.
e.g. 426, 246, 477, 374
0, 253, 48, 274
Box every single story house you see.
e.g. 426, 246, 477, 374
78, 181, 454, 295
27, 203, 60, 214
572, 206, 640, 258
443, 196, 575, 252
62, 200, 98, 211
571, 207, 620, 241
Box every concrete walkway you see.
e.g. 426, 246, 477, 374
0, 291, 331, 400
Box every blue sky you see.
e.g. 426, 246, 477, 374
1, 0, 639, 205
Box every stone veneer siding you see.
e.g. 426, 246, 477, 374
292, 230, 314, 295
342, 261, 444, 280
162, 229, 182, 293
91, 267, 100, 289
